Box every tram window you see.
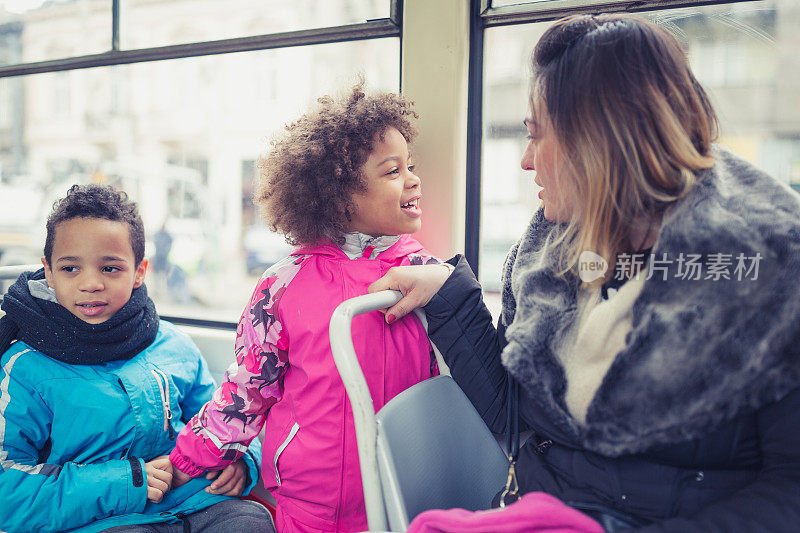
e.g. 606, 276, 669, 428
479, 0, 800, 307
124, 0, 390, 49
0, 0, 112, 64
0, 1, 399, 323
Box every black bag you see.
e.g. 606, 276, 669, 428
493, 374, 648, 532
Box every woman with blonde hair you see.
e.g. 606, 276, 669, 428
371, 13, 800, 531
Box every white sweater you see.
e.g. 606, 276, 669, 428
557, 272, 647, 423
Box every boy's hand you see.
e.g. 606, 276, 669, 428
205, 459, 248, 496
144, 456, 173, 503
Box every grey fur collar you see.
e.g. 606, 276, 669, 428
501, 146, 800, 456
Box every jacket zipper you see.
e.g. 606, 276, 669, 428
274, 423, 300, 486
151, 368, 174, 440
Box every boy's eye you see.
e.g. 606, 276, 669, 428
102, 266, 122, 273
60, 266, 78, 273
408, 164, 416, 173
386, 167, 400, 176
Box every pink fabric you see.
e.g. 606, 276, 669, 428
406, 492, 604, 533
172, 235, 439, 532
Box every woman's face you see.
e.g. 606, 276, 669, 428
521, 107, 576, 223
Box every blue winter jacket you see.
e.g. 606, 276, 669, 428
0, 320, 261, 533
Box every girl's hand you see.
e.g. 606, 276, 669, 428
144, 455, 173, 503
205, 459, 248, 496
368, 264, 452, 322
171, 463, 193, 489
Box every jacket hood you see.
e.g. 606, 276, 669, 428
293, 233, 425, 262
501, 145, 800, 456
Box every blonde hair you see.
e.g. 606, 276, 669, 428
532, 14, 718, 282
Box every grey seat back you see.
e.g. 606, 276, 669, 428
0, 265, 41, 306
375, 375, 509, 531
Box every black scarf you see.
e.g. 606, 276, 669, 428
0, 268, 159, 365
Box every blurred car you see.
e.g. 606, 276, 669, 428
243, 225, 294, 275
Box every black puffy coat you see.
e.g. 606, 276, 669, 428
425, 255, 800, 532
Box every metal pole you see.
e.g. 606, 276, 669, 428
465, 0, 485, 275
329, 290, 403, 531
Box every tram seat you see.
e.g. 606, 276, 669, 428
0, 264, 41, 306
330, 291, 510, 532
375, 374, 509, 531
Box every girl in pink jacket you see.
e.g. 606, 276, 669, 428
170, 84, 443, 533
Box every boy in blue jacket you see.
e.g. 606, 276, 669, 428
0, 184, 273, 533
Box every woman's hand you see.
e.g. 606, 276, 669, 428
204, 459, 248, 496
144, 455, 173, 503
368, 264, 452, 322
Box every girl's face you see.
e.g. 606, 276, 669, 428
521, 105, 577, 223
349, 126, 422, 237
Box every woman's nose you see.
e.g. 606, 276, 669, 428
521, 144, 535, 171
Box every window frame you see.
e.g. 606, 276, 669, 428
0, 0, 402, 78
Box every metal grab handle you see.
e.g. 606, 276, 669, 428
329, 290, 403, 532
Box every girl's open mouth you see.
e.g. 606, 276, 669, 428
401, 197, 422, 217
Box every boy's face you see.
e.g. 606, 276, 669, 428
42, 217, 147, 324
349, 126, 423, 237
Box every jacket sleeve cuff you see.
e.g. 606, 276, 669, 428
424, 255, 480, 323
125, 458, 148, 514
240, 443, 262, 496
169, 448, 207, 477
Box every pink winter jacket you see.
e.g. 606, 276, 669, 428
171, 235, 439, 532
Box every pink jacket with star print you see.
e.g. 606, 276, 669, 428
170, 234, 439, 532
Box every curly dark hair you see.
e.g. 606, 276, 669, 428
44, 184, 146, 266
255, 83, 418, 245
